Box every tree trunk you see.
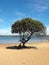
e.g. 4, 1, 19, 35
23, 42, 25, 47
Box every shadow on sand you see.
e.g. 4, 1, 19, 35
6, 45, 37, 50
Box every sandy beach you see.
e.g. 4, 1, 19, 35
0, 42, 49, 65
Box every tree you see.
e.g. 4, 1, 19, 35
11, 18, 46, 47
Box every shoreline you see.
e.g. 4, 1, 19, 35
0, 40, 48, 44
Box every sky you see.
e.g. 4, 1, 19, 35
0, 0, 49, 35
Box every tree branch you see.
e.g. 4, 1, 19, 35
20, 31, 34, 44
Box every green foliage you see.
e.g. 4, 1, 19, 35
11, 18, 46, 35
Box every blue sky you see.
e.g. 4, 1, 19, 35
0, 0, 49, 35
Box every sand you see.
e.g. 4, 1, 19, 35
0, 42, 49, 65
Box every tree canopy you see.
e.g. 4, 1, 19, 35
11, 18, 46, 46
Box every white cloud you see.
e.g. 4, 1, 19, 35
16, 11, 26, 17
0, 28, 19, 35
46, 26, 49, 35
0, 28, 11, 35
34, 5, 49, 12
27, 0, 49, 12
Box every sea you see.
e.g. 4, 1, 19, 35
0, 35, 49, 44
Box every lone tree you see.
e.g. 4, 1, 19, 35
11, 18, 46, 47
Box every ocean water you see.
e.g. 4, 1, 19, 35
0, 35, 49, 44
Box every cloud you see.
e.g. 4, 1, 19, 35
16, 11, 26, 17
33, 5, 49, 12
0, 18, 4, 23
0, 28, 19, 35
46, 26, 49, 35
27, 0, 49, 12
0, 28, 11, 35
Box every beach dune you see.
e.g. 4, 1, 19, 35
0, 42, 49, 65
